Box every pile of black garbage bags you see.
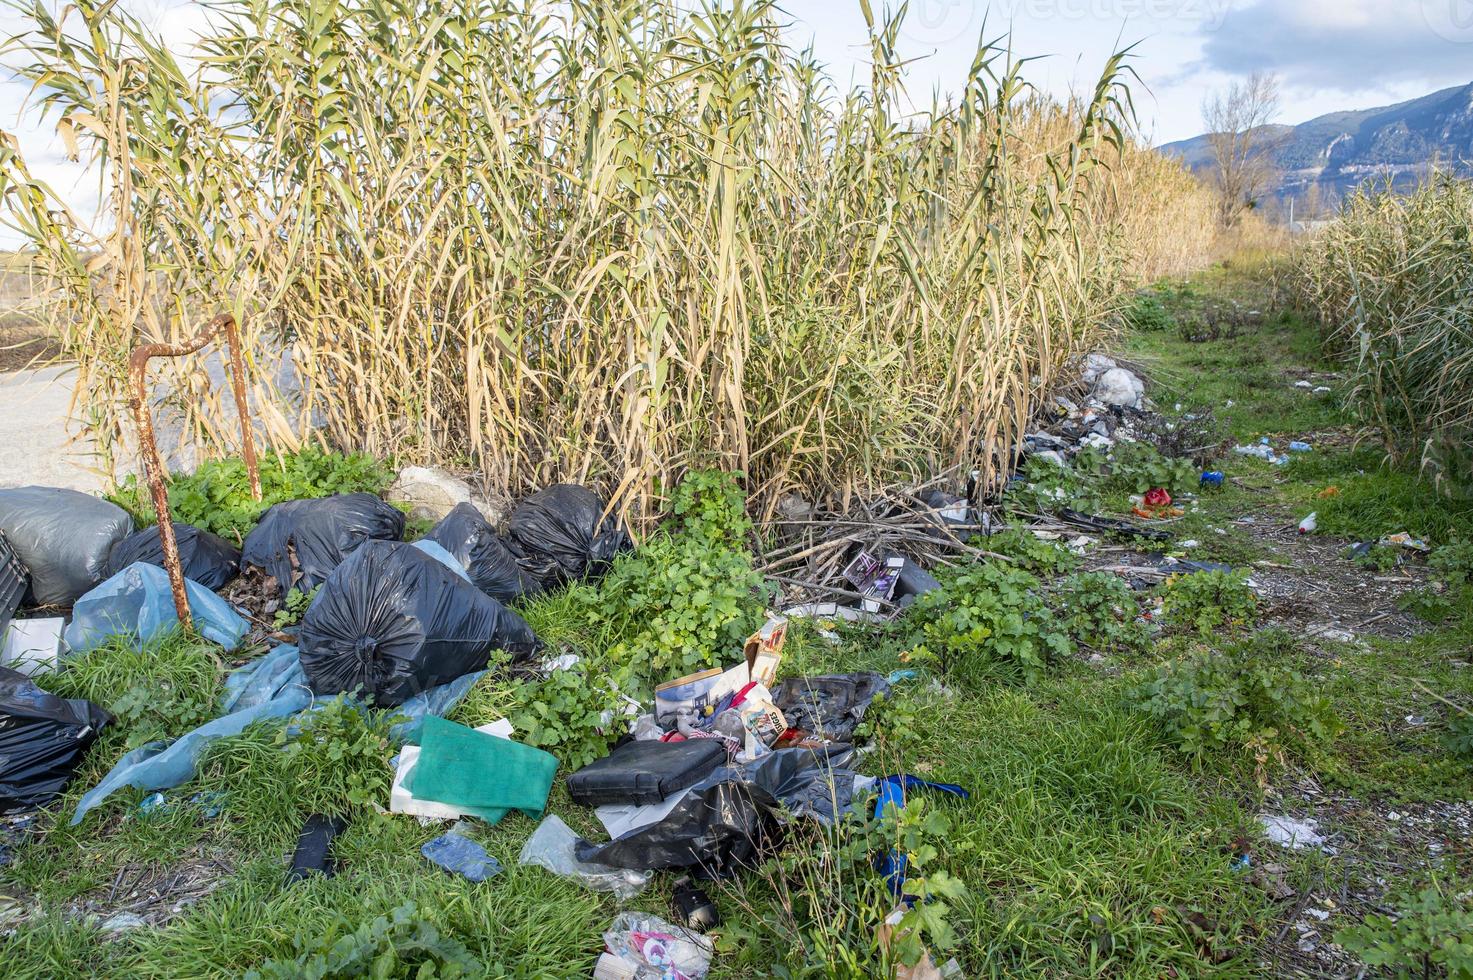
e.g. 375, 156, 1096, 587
0, 481, 630, 812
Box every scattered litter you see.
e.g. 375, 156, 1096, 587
1057, 509, 1172, 543
1259, 814, 1329, 851
670, 877, 720, 932
65, 562, 249, 655
518, 814, 649, 898
0, 486, 134, 606
1, 617, 63, 677
771, 673, 889, 743
1294, 380, 1312, 389
569, 740, 727, 808
298, 540, 540, 707
1288, 441, 1312, 452
287, 813, 347, 883
106, 523, 240, 591
1405, 715, 1427, 727
390, 719, 513, 821
1200, 471, 1224, 488
241, 492, 405, 597
1305, 624, 1356, 644
99, 912, 148, 934
1312, 386, 1331, 394
1, 667, 111, 813
1378, 532, 1430, 553
597, 912, 712, 980
1298, 513, 1317, 535
421, 831, 502, 882
1234, 443, 1288, 466
873, 775, 971, 896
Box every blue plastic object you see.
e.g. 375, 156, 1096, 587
1288, 441, 1312, 452
389, 669, 485, 744
422, 832, 502, 882
872, 774, 970, 898
1199, 471, 1225, 488
64, 562, 248, 654
410, 539, 470, 582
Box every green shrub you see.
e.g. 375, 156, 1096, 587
1003, 456, 1104, 517
1054, 571, 1149, 655
908, 562, 1070, 686
247, 902, 480, 979
506, 665, 632, 770
1444, 711, 1473, 760
39, 630, 222, 749
582, 470, 766, 683
1130, 632, 1339, 761
1337, 878, 1473, 980
1430, 538, 1473, 588
1123, 292, 1173, 332
1159, 569, 1257, 635
979, 528, 1080, 576
1103, 440, 1199, 496
274, 696, 396, 814
109, 446, 391, 543
273, 585, 320, 630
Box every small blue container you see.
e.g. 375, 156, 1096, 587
1200, 471, 1225, 488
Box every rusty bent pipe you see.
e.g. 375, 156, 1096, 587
127, 313, 261, 630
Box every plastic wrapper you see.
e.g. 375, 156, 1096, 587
0, 486, 134, 606
601, 913, 712, 980
519, 814, 649, 899
770, 673, 889, 743
423, 503, 542, 604
240, 492, 404, 596
106, 523, 241, 591
64, 562, 249, 654
298, 541, 540, 707
1, 666, 111, 813
505, 485, 630, 586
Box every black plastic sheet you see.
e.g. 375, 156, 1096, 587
0, 667, 111, 814
0, 531, 27, 638
299, 541, 540, 707
107, 523, 241, 591
505, 485, 630, 586
241, 493, 404, 596
424, 503, 542, 605
771, 674, 889, 743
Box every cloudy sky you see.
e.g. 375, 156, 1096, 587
3, 0, 1472, 244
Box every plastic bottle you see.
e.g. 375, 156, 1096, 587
1298, 512, 1317, 534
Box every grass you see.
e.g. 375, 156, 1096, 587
6, 261, 1473, 977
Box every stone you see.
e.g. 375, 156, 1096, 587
1091, 367, 1145, 409
386, 466, 498, 523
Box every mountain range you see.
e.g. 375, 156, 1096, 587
1160, 82, 1473, 204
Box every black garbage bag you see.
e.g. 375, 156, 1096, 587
106, 523, 241, 592
575, 746, 854, 878
0, 486, 134, 606
241, 493, 405, 597
771, 674, 890, 743
505, 485, 630, 586
0, 667, 111, 814
298, 541, 541, 707
0, 530, 28, 638
423, 503, 542, 605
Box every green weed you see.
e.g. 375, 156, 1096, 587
1337, 876, 1473, 980
1159, 569, 1257, 636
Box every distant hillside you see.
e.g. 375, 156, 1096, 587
1161, 82, 1473, 201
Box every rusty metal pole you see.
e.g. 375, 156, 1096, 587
128, 313, 262, 630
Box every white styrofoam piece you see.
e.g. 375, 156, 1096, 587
1, 617, 65, 677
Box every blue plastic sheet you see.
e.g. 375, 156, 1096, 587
64, 562, 248, 654
71, 644, 486, 825
421, 832, 502, 882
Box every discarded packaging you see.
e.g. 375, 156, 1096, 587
0, 667, 111, 813
106, 523, 240, 592
1297, 512, 1317, 535
0, 487, 135, 606
504, 484, 631, 587
240, 492, 405, 597
299, 540, 540, 707
518, 814, 649, 899
1379, 532, 1430, 553
1288, 441, 1312, 452
654, 617, 788, 727
771, 673, 890, 743
1259, 814, 1331, 852
1199, 471, 1224, 488
406, 716, 557, 825
64, 563, 249, 655
1, 617, 63, 677
599, 913, 712, 980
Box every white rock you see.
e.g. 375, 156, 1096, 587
1092, 367, 1145, 409
386, 466, 495, 523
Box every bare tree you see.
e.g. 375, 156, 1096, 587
1202, 71, 1282, 227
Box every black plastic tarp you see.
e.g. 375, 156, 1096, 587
423, 503, 542, 605
0, 667, 111, 814
241, 493, 404, 597
771, 674, 890, 743
505, 485, 630, 586
0, 487, 134, 607
106, 523, 241, 592
298, 541, 541, 707
0, 531, 27, 638
575, 746, 855, 878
